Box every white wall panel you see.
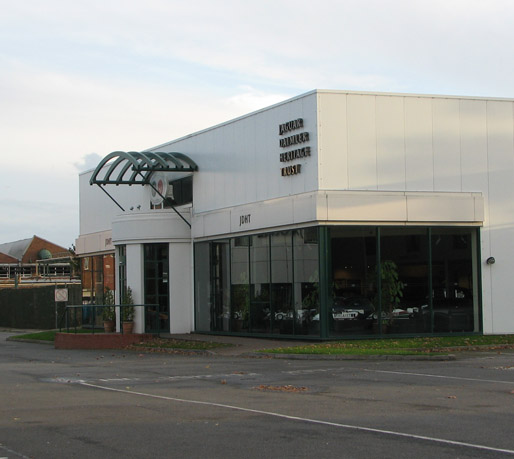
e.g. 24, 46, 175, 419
169, 242, 193, 333
75, 230, 113, 255
404, 97, 434, 191
256, 113, 276, 201
433, 98, 461, 191
485, 100, 514, 333
318, 92, 348, 190
376, 96, 406, 190
155, 93, 318, 215
460, 100, 488, 193
327, 192, 407, 221
293, 192, 318, 223
406, 194, 477, 222
112, 210, 191, 244
347, 94, 377, 190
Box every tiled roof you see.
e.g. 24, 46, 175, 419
0, 237, 34, 261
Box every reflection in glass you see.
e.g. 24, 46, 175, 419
231, 237, 250, 332
194, 242, 211, 332
271, 232, 293, 334
250, 235, 270, 333
212, 241, 230, 332
329, 227, 377, 336
293, 228, 320, 336
431, 228, 477, 332
380, 228, 429, 334
193, 225, 479, 338
144, 243, 169, 332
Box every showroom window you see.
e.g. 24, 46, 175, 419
194, 225, 480, 339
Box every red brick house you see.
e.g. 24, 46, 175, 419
0, 235, 77, 287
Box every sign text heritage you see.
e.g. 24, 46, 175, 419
278, 118, 310, 177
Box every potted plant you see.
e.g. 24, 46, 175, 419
102, 287, 115, 333
121, 286, 135, 334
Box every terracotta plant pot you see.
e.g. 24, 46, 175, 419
122, 321, 134, 334
103, 320, 115, 333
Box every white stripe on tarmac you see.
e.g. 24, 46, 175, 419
80, 381, 514, 456
0, 444, 32, 459
364, 369, 514, 385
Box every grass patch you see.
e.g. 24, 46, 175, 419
10, 330, 58, 341
260, 335, 514, 355
10, 328, 105, 342
133, 338, 233, 351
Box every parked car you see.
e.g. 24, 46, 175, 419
331, 296, 375, 321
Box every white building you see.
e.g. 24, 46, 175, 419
76, 89, 514, 338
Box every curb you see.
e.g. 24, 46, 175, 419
128, 346, 213, 356
6, 337, 54, 345
242, 352, 456, 361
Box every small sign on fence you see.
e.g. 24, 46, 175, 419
55, 288, 68, 302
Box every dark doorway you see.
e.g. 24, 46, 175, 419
144, 244, 169, 333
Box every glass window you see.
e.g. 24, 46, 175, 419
271, 232, 293, 334
194, 242, 211, 332
231, 237, 250, 332
431, 228, 478, 333
249, 235, 270, 333
380, 228, 429, 334
293, 228, 320, 336
193, 225, 480, 338
329, 227, 377, 337
212, 241, 230, 332
144, 243, 169, 332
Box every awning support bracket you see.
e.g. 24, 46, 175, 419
136, 172, 191, 228
96, 184, 125, 212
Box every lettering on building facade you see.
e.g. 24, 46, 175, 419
280, 146, 311, 163
279, 118, 303, 135
278, 117, 310, 177
279, 132, 309, 148
239, 214, 251, 226
281, 164, 302, 176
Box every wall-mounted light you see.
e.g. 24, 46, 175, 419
486, 257, 495, 265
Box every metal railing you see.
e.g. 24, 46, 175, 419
60, 304, 159, 334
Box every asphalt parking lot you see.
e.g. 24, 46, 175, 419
1, 331, 514, 458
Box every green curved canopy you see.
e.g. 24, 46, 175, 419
90, 151, 198, 186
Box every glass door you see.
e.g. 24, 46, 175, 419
144, 244, 169, 333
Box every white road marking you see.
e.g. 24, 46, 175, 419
0, 443, 32, 459
364, 369, 514, 385
158, 372, 259, 381
79, 381, 514, 455
283, 368, 336, 375
92, 372, 259, 384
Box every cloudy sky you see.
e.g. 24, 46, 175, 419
1, 0, 513, 248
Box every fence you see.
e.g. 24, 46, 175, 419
61, 304, 160, 334
0, 285, 81, 329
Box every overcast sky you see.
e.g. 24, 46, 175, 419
1, 0, 513, 248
